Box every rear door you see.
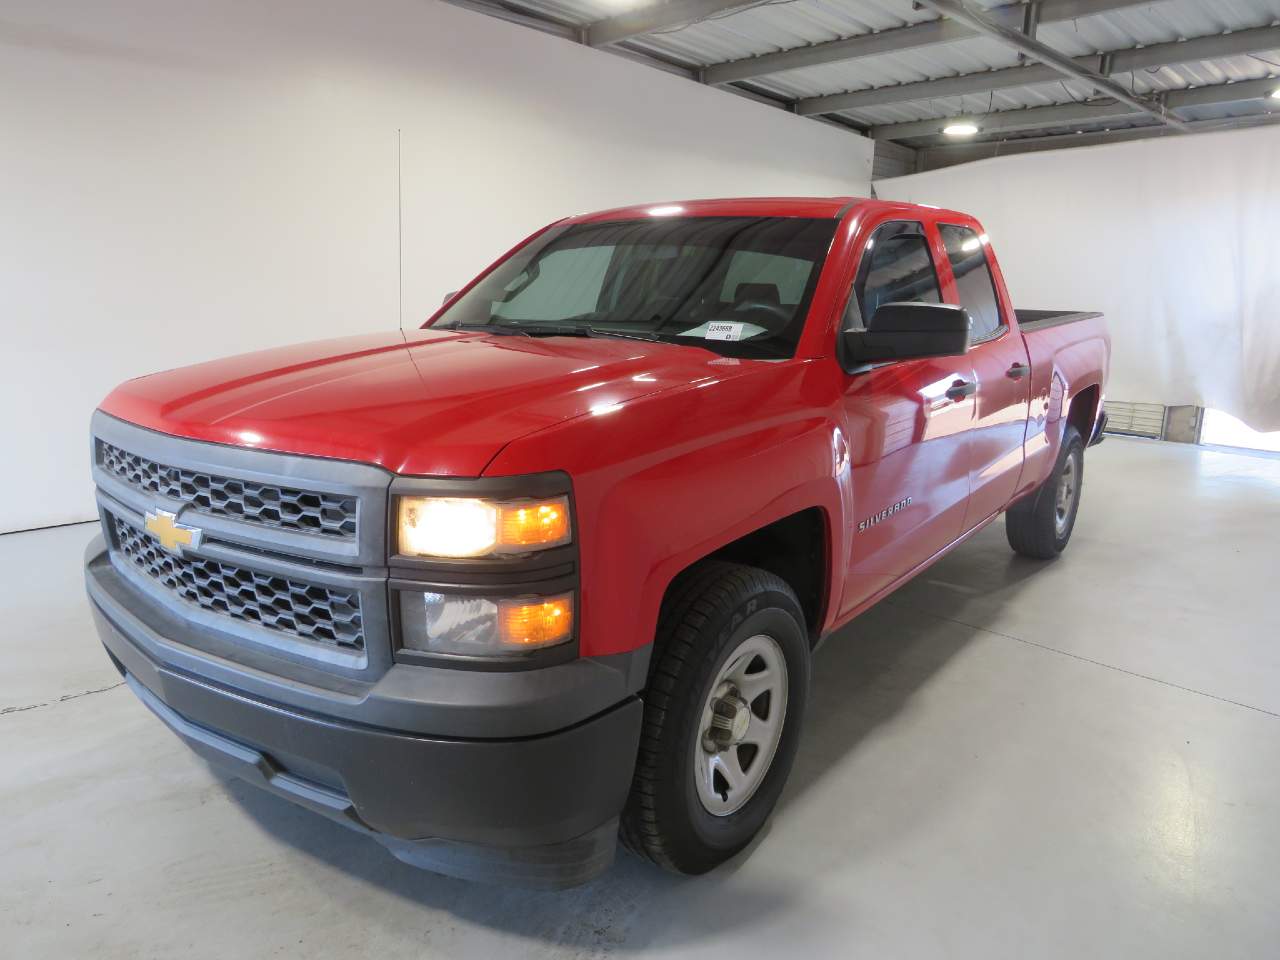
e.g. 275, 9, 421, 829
937, 223, 1032, 530
837, 220, 976, 613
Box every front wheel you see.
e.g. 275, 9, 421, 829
620, 562, 810, 875
1006, 424, 1085, 559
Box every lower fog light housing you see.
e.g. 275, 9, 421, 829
399, 590, 574, 657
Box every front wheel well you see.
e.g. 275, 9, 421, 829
681, 508, 828, 645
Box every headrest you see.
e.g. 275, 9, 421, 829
733, 282, 781, 307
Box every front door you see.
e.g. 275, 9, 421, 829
838, 220, 975, 616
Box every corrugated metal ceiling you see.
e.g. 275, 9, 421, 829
819, 48, 1280, 127
488, 0, 1280, 147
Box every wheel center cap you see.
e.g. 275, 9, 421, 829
707, 690, 751, 748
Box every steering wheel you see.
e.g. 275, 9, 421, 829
732, 298, 792, 330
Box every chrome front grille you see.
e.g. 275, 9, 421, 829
108, 512, 364, 650
98, 440, 358, 540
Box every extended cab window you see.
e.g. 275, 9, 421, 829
435, 217, 839, 360
849, 221, 942, 329
939, 224, 1004, 341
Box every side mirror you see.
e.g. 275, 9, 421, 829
841, 302, 972, 368
442, 290, 460, 306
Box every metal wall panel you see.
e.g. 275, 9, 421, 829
1103, 401, 1167, 438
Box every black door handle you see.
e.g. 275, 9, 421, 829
1006, 362, 1031, 380
946, 379, 977, 401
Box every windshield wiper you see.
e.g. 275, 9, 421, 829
445, 319, 663, 343
585, 326, 662, 343
494, 323, 589, 338
441, 321, 562, 336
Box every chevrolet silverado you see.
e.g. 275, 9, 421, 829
85, 197, 1110, 887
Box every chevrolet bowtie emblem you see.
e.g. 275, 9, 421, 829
143, 509, 203, 555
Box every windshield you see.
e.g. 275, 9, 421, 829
433, 216, 839, 360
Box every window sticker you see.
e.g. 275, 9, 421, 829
705, 322, 745, 342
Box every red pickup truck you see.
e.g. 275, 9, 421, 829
85, 197, 1109, 887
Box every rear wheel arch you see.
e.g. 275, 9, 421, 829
1067, 384, 1101, 442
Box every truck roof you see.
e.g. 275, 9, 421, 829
568, 197, 867, 223
567, 197, 972, 226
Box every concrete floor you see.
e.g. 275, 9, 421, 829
3, 436, 1279, 958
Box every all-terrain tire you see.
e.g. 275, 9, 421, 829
620, 562, 810, 875
1006, 424, 1085, 559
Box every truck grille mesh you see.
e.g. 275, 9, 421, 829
99, 441, 357, 540
109, 513, 364, 649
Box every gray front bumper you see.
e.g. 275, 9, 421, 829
87, 535, 645, 887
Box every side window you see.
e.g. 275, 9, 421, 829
848, 221, 942, 329
939, 224, 1003, 341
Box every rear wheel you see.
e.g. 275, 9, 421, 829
620, 562, 810, 875
1006, 424, 1085, 559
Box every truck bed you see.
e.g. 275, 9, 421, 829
1016, 309, 1103, 332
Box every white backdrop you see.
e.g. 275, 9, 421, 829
0, 0, 872, 534
877, 125, 1280, 432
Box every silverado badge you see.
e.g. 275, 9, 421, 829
143, 509, 203, 556
858, 497, 913, 533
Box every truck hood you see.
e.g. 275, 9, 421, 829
99, 328, 744, 476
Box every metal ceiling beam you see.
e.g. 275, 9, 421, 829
800, 61, 1084, 116
586, 0, 761, 48
872, 100, 1141, 139
701, 0, 1150, 86
910, 0, 1191, 131
447, 0, 846, 116
444, 0, 577, 39
1164, 75, 1280, 109
797, 24, 1280, 116
914, 111, 1280, 170
705, 17, 992, 84
1113, 25, 1280, 74
443, 0, 700, 77
869, 74, 1280, 141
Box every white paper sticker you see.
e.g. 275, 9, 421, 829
705, 322, 744, 342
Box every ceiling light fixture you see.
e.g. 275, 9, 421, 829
942, 121, 980, 138
1271, 85, 1280, 100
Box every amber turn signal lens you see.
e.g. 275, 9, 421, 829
498, 594, 573, 647
496, 497, 570, 549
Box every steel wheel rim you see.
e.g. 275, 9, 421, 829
1055, 452, 1079, 536
694, 634, 789, 817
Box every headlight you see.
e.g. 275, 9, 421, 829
399, 590, 574, 655
397, 495, 571, 558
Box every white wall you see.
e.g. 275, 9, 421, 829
0, 0, 872, 533
876, 125, 1280, 432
